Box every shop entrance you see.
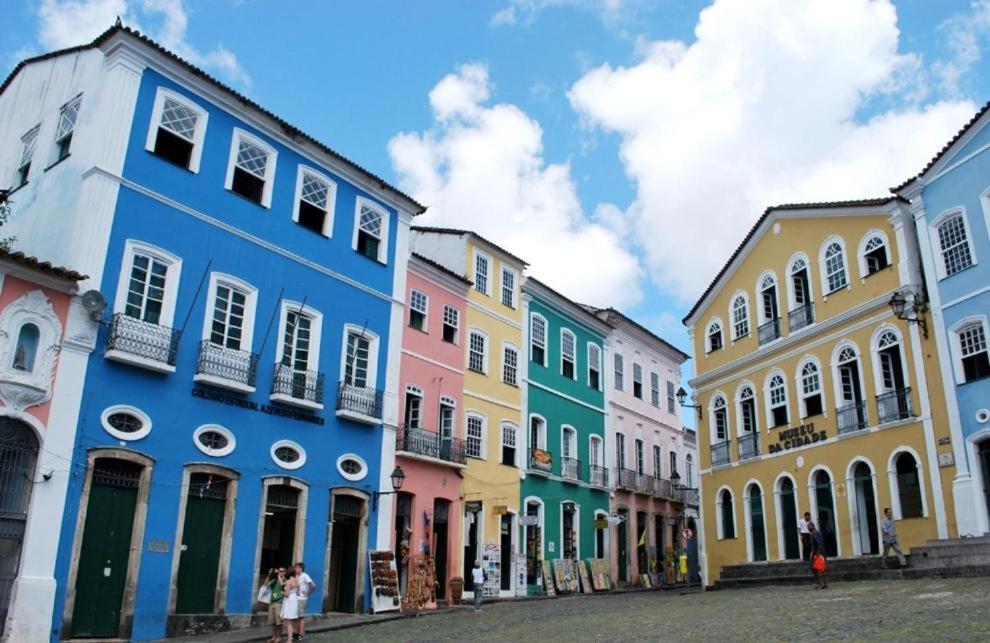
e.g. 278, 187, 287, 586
463, 503, 481, 583
175, 473, 229, 613
687, 518, 700, 583
635, 511, 648, 574
433, 499, 450, 599
394, 492, 413, 594
778, 477, 800, 560
260, 485, 298, 579
616, 509, 629, 582
562, 503, 576, 559
500, 513, 513, 592
71, 458, 143, 638
0, 419, 38, 636
852, 462, 879, 555
814, 470, 839, 557
980, 440, 990, 525
748, 484, 767, 562
525, 502, 541, 586
329, 494, 363, 613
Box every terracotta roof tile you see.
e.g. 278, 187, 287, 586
0, 248, 87, 281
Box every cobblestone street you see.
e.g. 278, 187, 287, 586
313, 578, 990, 641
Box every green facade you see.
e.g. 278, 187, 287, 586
522, 289, 610, 594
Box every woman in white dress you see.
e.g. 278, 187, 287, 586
281, 569, 301, 642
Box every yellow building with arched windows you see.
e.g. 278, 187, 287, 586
682, 198, 957, 582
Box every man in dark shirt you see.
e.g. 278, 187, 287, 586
808, 522, 828, 589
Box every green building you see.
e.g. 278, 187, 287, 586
521, 279, 612, 594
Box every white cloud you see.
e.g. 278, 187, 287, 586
569, 0, 977, 302
389, 63, 643, 308
34, 0, 250, 87
491, 0, 635, 27
934, 0, 990, 96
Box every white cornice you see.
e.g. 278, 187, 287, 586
463, 389, 522, 412
466, 299, 523, 330
400, 349, 464, 375
527, 379, 606, 415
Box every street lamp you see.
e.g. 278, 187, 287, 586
372, 466, 406, 510
676, 387, 702, 420
888, 289, 928, 338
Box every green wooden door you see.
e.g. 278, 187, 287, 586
175, 494, 225, 613
749, 488, 767, 562
780, 482, 800, 560
71, 462, 140, 638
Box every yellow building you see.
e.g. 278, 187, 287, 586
410, 227, 526, 597
681, 198, 957, 583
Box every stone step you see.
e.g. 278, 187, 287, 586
714, 563, 990, 590
911, 542, 990, 558
908, 552, 990, 569
719, 556, 900, 579
924, 536, 990, 547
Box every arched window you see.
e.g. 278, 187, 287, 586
731, 294, 750, 339
501, 422, 518, 466
875, 329, 909, 423
758, 273, 779, 325
712, 395, 728, 441
823, 241, 848, 293
835, 344, 867, 433
530, 314, 547, 366
737, 385, 756, 435
935, 213, 974, 277
719, 488, 735, 539
685, 454, 694, 487
561, 329, 576, 379
894, 452, 923, 519
707, 319, 723, 352
788, 255, 815, 330
767, 373, 789, 427
861, 232, 889, 276
12, 323, 40, 372
956, 320, 990, 383
799, 360, 823, 418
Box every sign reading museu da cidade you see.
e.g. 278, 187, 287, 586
768, 422, 827, 454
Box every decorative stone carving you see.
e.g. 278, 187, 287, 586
0, 290, 63, 411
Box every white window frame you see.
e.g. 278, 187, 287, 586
587, 342, 602, 390
145, 87, 209, 173
15, 125, 39, 187
785, 252, 814, 312
200, 272, 259, 349
408, 288, 429, 332
706, 317, 724, 352
870, 324, 910, 396
653, 444, 663, 479
502, 342, 520, 386
710, 393, 729, 443
632, 362, 643, 398
274, 300, 324, 372
500, 265, 517, 309
467, 327, 489, 374
351, 196, 390, 264
730, 291, 750, 340
831, 340, 866, 410
795, 357, 825, 419
560, 328, 577, 380
857, 229, 891, 278
442, 304, 460, 344
764, 369, 790, 429
949, 315, 990, 384
337, 453, 369, 481
562, 425, 577, 461
52, 94, 81, 163
614, 352, 624, 391
404, 384, 424, 428
113, 239, 183, 327
530, 313, 548, 367
101, 404, 153, 441
473, 248, 493, 296
224, 127, 278, 208
650, 371, 661, 407
716, 486, 737, 540
271, 439, 307, 470
338, 323, 379, 387
734, 382, 757, 437
292, 165, 337, 237
930, 208, 978, 280
529, 413, 548, 451
193, 424, 236, 457
501, 421, 518, 466
465, 411, 487, 459
819, 235, 849, 296
589, 435, 603, 469
755, 270, 780, 326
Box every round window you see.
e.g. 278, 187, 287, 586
193, 425, 236, 457
337, 453, 367, 481
271, 440, 306, 470
101, 405, 153, 441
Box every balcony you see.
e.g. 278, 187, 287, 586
396, 425, 466, 466
635, 473, 654, 495
561, 457, 581, 483
529, 448, 553, 476
877, 387, 912, 425
270, 363, 325, 411
788, 303, 815, 332
738, 432, 760, 460
652, 477, 675, 500
711, 440, 731, 467
758, 317, 782, 345
335, 381, 383, 424
837, 400, 868, 435
589, 464, 609, 488
194, 340, 259, 393
616, 467, 637, 491
683, 428, 697, 446
679, 487, 700, 507
104, 313, 181, 373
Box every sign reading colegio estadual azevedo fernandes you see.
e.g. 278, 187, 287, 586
768, 422, 827, 454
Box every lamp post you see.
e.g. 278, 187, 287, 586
372, 466, 406, 510
676, 387, 702, 420
888, 289, 928, 338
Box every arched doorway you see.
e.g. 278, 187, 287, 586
327, 492, 367, 613
686, 518, 700, 582
746, 484, 767, 562
812, 470, 838, 557
777, 477, 800, 560
616, 508, 629, 583
980, 440, 990, 528
851, 461, 879, 555
0, 418, 39, 635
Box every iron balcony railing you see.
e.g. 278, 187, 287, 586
738, 432, 760, 460
635, 472, 654, 495
711, 440, 731, 467
529, 448, 553, 474
336, 381, 383, 418
589, 464, 609, 487
561, 457, 581, 481
877, 387, 912, 425
106, 313, 181, 366
758, 317, 782, 345
396, 425, 465, 465
653, 477, 674, 499
196, 340, 259, 387
679, 487, 700, 507
837, 400, 868, 434
616, 467, 638, 491
271, 363, 325, 406
788, 303, 815, 332
683, 429, 697, 445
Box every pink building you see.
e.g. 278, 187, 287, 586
392, 253, 470, 605
0, 247, 95, 638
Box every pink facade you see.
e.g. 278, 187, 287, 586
391, 254, 470, 605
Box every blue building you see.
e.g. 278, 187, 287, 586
0, 25, 421, 641
895, 101, 990, 538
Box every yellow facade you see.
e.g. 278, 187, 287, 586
685, 201, 956, 581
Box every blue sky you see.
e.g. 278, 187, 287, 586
5, 1, 990, 368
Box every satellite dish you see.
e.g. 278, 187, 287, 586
81, 290, 106, 320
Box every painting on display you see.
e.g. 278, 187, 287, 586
640, 573, 652, 589
541, 560, 556, 596
649, 572, 662, 589
515, 553, 528, 596
482, 542, 501, 597
577, 560, 593, 594
553, 559, 579, 593
588, 558, 611, 591
368, 550, 401, 613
